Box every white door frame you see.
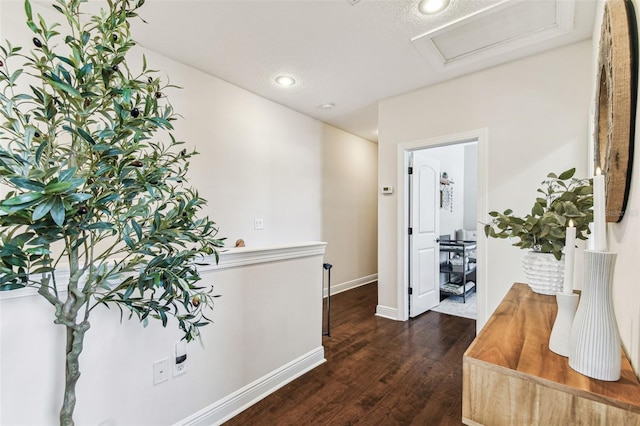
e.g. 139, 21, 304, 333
396, 128, 489, 332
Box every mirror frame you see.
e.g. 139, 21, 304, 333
594, 0, 638, 223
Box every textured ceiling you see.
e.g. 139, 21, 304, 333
15, 0, 598, 142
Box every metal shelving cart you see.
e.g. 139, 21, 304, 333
439, 240, 476, 303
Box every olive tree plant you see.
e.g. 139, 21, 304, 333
0, 0, 224, 424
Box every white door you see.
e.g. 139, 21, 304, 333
409, 152, 440, 318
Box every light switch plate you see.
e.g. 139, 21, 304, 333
153, 358, 169, 385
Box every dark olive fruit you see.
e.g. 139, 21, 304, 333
131, 160, 143, 167
180, 149, 187, 156
34, 132, 40, 138
131, 108, 140, 118
84, 98, 91, 108
112, 65, 118, 72
191, 296, 201, 307
112, 34, 118, 42
155, 91, 162, 98
148, 77, 153, 83
0, 60, 3, 67
33, 37, 42, 48
176, 178, 182, 183
77, 205, 88, 215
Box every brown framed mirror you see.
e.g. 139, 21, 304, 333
594, 0, 637, 223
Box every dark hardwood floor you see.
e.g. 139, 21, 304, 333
224, 282, 476, 426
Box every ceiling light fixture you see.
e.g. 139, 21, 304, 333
275, 75, 296, 87
418, 0, 450, 15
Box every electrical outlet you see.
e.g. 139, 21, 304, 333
173, 341, 187, 377
174, 361, 187, 376
254, 218, 264, 230
153, 358, 170, 385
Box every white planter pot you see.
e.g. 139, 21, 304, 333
522, 251, 565, 295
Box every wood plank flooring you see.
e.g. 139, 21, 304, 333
224, 282, 476, 426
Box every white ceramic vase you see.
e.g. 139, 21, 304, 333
522, 251, 565, 295
549, 292, 579, 357
569, 250, 621, 381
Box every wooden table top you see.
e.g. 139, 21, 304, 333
464, 283, 640, 413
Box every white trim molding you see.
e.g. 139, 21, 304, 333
210, 241, 327, 272
0, 241, 328, 300
324, 273, 377, 298
375, 305, 398, 320
176, 347, 326, 426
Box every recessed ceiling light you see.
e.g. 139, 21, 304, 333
275, 75, 296, 87
418, 0, 450, 15
319, 103, 335, 110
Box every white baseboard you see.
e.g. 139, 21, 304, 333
176, 346, 326, 426
323, 273, 377, 298
375, 305, 399, 320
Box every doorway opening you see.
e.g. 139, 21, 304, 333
408, 142, 478, 319
396, 129, 488, 330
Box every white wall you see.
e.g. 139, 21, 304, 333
378, 41, 593, 326
321, 126, 378, 293
147, 43, 324, 247
591, 0, 640, 378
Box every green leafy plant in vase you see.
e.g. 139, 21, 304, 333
0, 0, 224, 424
484, 168, 593, 294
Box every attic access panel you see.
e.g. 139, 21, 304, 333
411, 0, 575, 71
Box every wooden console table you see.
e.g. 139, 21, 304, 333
463, 283, 640, 425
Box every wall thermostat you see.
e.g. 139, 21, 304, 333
381, 186, 394, 195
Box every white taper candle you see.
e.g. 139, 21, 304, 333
563, 220, 576, 294
593, 167, 607, 252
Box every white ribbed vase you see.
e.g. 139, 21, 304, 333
569, 251, 621, 381
522, 251, 565, 295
